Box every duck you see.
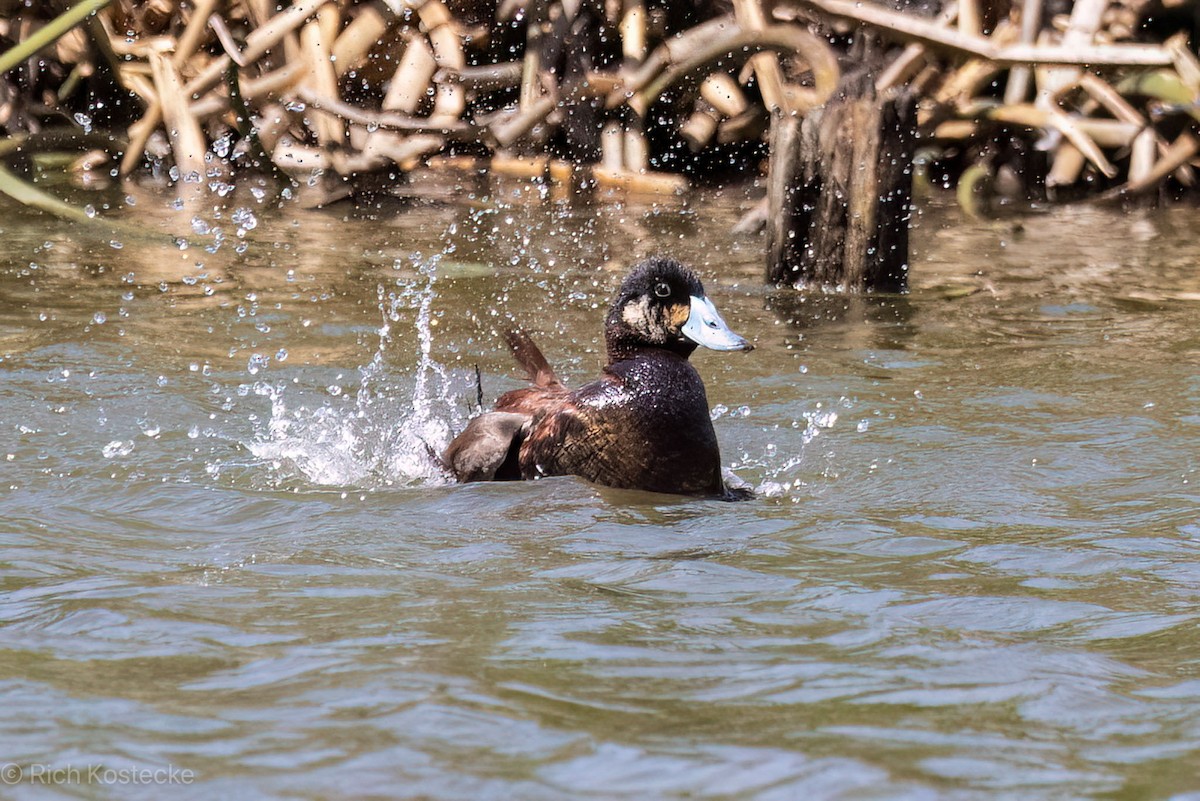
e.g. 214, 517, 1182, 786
441, 257, 754, 498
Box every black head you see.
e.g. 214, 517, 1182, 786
604, 257, 752, 361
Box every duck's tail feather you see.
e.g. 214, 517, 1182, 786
504, 330, 562, 389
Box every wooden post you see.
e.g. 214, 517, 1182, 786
766, 75, 916, 293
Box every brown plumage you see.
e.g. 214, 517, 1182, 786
504, 329, 562, 389
442, 257, 753, 498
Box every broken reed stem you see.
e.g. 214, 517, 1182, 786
795, 0, 1173, 66
619, 19, 839, 115
1003, 0, 1043, 103
172, 0, 217, 68
209, 14, 248, 66
9, 0, 1199, 211
188, 60, 306, 118
434, 62, 523, 93
1166, 33, 1200, 94
681, 99, 721, 150
957, 0, 980, 37
300, 7, 345, 147
120, 0, 327, 175
1129, 127, 1156, 184
935, 115, 1140, 148
1047, 106, 1116, 178
1103, 131, 1200, 199
491, 94, 556, 147
733, 0, 788, 112
1077, 71, 1191, 183
148, 50, 207, 178
384, 35, 437, 114
520, 0, 546, 110
877, 1, 958, 92
296, 86, 472, 136
419, 0, 467, 124
701, 72, 749, 117
621, 0, 649, 174
331, 1, 395, 77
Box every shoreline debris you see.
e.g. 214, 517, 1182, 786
0, 1, 1197, 224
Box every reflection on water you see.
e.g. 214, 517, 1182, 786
1, 181, 1200, 799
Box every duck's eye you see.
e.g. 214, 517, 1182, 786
653, 282, 671, 299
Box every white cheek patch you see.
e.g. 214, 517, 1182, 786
622, 297, 668, 343
622, 296, 650, 329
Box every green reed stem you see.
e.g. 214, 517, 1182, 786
0, 0, 113, 76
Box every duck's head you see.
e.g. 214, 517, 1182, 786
605, 257, 753, 360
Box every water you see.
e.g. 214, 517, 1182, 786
1, 179, 1199, 799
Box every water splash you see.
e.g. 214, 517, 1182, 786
247, 260, 464, 488
736, 400, 849, 499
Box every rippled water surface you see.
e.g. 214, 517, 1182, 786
1, 180, 1198, 799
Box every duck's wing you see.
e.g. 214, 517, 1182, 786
505, 330, 563, 389
441, 411, 530, 482
443, 330, 563, 483
515, 378, 629, 483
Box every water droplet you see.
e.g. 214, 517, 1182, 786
247, 353, 270, 375
213, 133, 233, 158
102, 440, 134, 458
231, 207, 257, 231
813, 410, 838, 429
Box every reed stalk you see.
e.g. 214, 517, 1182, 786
0, 0, 111, 76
